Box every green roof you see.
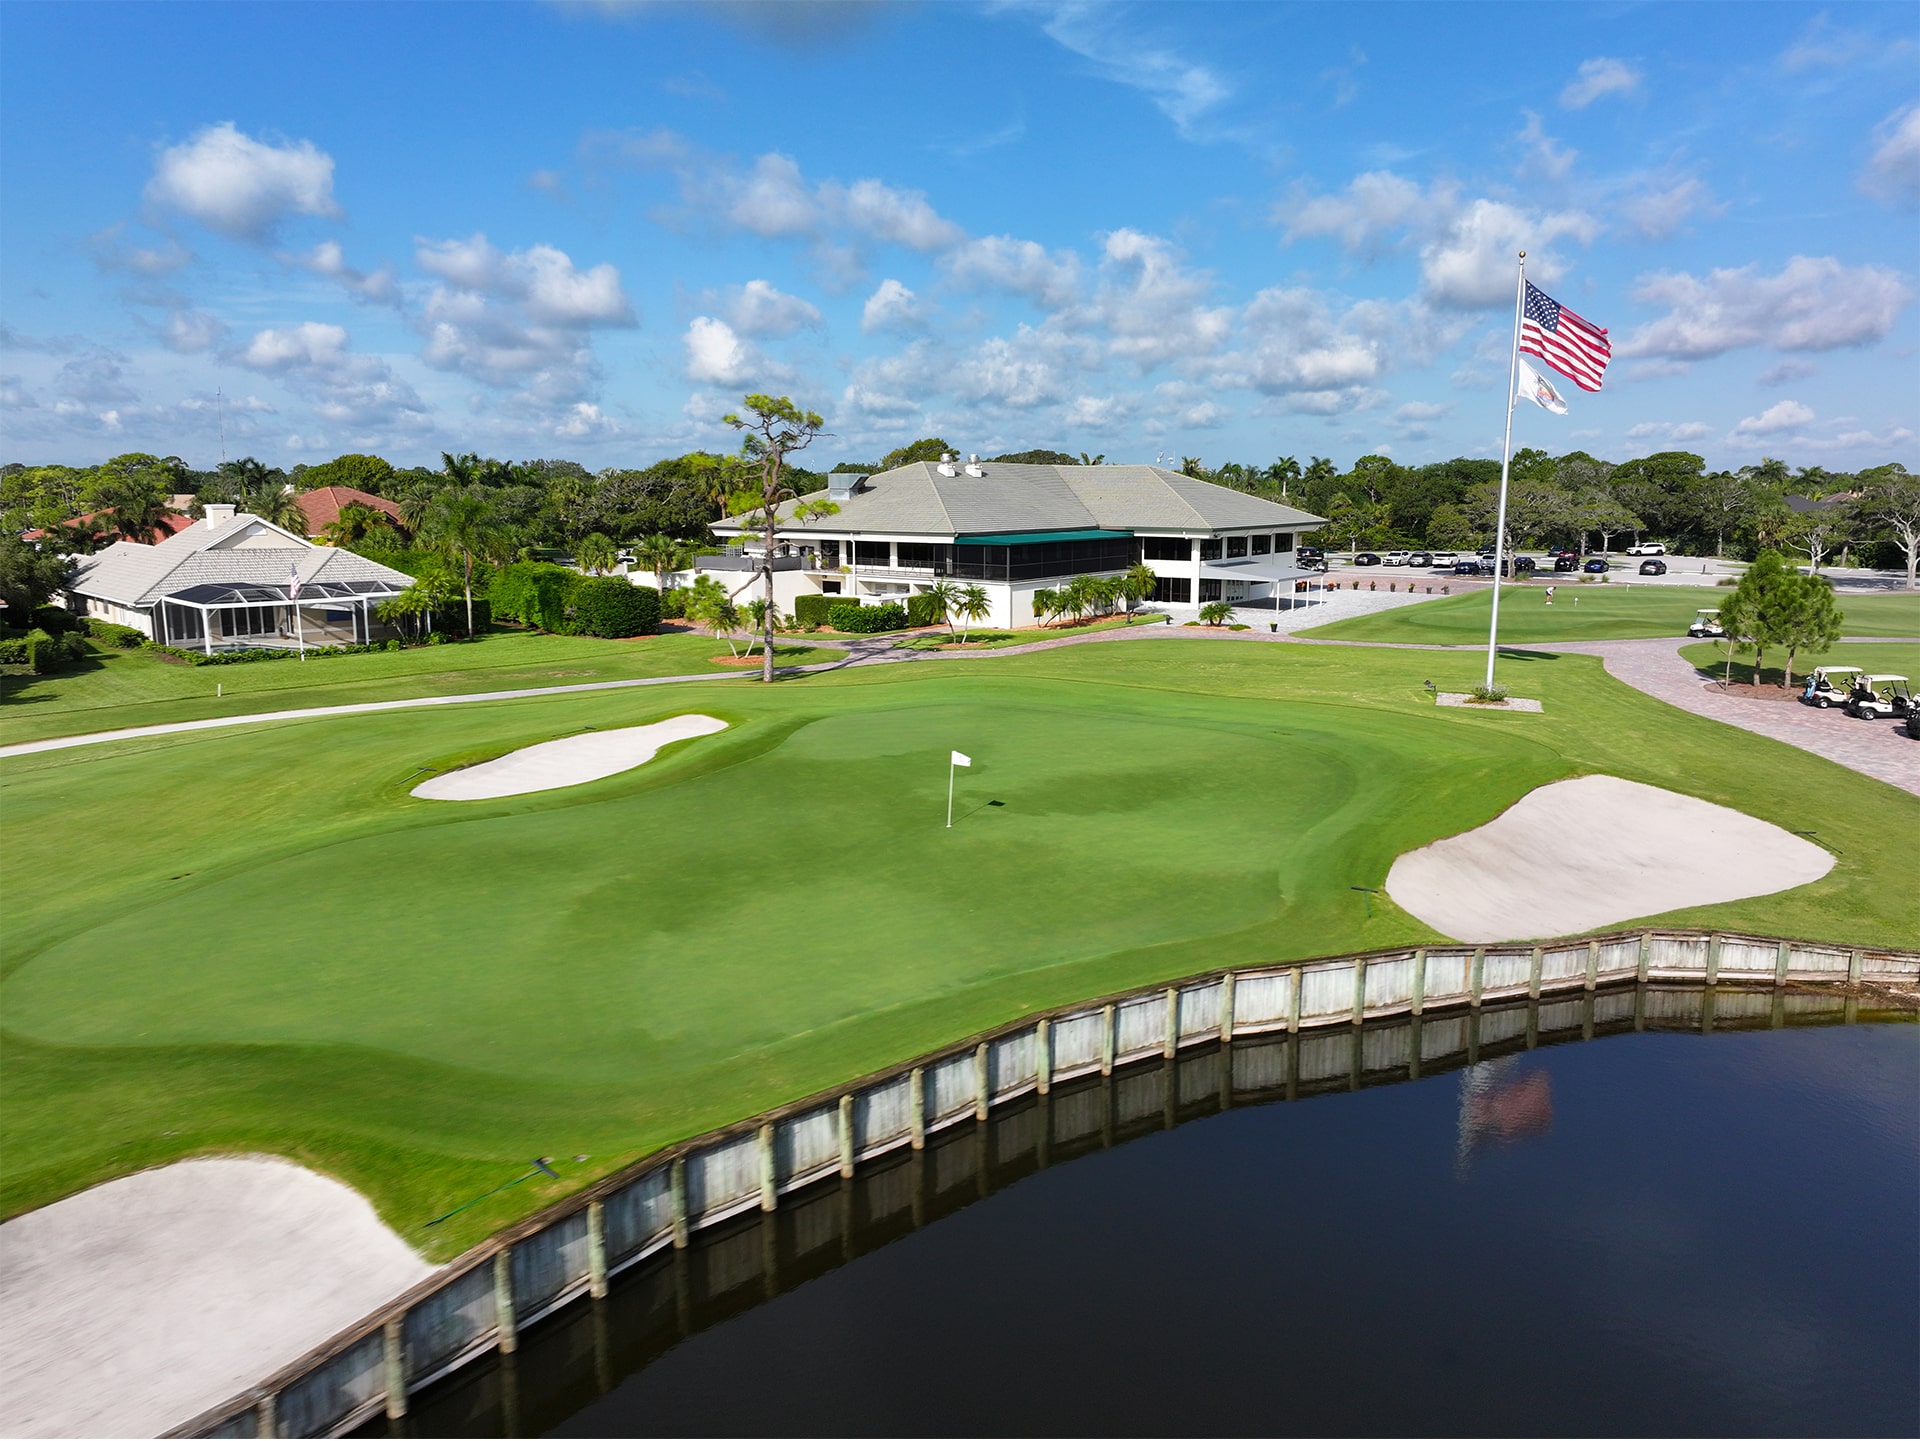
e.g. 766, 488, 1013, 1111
954, 529, 1134, 546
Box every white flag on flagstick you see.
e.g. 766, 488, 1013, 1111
951, 751, 971, 767
1515, 357, 1569, 416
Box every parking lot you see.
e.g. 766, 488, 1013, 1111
1312, 550, 1910, 593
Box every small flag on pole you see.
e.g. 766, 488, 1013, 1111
946, 751, 971, 828
1520, 281, 1611, 392
287, 562, 303, 600
1515, 357, 1569, 415
951, 751, 971, 767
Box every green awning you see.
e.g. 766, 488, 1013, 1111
953, 529, 1134, 546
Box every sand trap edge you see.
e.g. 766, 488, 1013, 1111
413, 714, 728, 801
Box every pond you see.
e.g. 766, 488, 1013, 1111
370, 988, 1917, 1437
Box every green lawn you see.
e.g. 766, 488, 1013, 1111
2, 638, 1915, 1258
0, 630, 846, 746
894, 615, 1160, 650
1299, 584, 1920, 645
1677, 640, 1920, 689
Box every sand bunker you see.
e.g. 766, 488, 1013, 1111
1385, 775, 1834, 943
0, 1156, 434, 1438
413, 713, 727, 800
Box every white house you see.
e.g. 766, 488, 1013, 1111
697, 457, 1326, 628
64, 504, 414, 652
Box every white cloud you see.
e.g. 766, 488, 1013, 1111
1216, 287, 1460, 410
236, 321, 430, 433
725, 279, 820, 338
682, 315, 785, 387
1757, 358, 1818, 387
144, 122, 339, 242
162, 309, 227, 354
941, 235, 1082, 307
285, 240, 399, 304
1859, 102, 1920, 210
1619, 176, 1716, 241
1279, 172, 1595, 308
1626, 420, 1714, 443
1073, 229, 1231, 370
861, 278, 928, 334
88, 225, 194, 276
835, 178, 964, 251
1064, 393, 1140, 431
1559, 58, 1641, 109
416, 234, 632, 326
1625, 256, 1913, 359
1032, 3, 1232, 141
1516, 113, 1576, 182
1732, 400, 1815, 437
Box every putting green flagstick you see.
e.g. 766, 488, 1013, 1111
1486, 252, 1526, 693
947, 750, 971, 828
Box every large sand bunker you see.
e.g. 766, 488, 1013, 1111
1385, 775, 1834, 943
0, 1156, 434, 1438
413, 713, 727, 800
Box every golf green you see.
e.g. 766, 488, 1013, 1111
1299, 585, 1920, 645
3, 639, 1914, 1255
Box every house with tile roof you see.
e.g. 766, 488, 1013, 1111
702, 457, 1326, 627
64, 504, 414, 652
294, 486, 406, 539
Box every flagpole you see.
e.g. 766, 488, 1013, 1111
1486, 252, 1526, 692
946, 756, 955, 829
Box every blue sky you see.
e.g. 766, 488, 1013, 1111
2, 1, 1915, 473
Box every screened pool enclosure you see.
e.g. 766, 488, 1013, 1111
155, 578, 410, 653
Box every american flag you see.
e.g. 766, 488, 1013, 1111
287, 562, 302, 601
1520, 281, 1611, 392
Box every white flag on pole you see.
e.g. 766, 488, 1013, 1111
1515, 357, 1569, 415
950, 751, 971, 767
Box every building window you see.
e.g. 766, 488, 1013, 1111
1141, 536, 1189, 561
1199, 538, 1223, 561
1251, 534, 1272, 555
819, 540, 840, 567
1226, 536, 1248, 558
896, 542, 938, 570
1274, 532, 1294, 553
854, 540, 891, 566
1199, 578, 1223, 602
1150, 575, 1191, 604
822, 580, 842, 594
950, 536, 1136, 582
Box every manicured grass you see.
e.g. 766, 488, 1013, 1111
2, 638, 1914, 1258
1677, 640, 1920, 689
1299, 584, 1920, 645
0, 630, 846, 746
895, 615, 1162, 650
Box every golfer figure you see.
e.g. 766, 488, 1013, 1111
1544, 585, 1556, 606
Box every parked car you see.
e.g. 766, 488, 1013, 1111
1801, 665, 1863, 707
1583, 557, 1611, 574
1846, 674, 1913, 720
1553, 554, 1580, 572
1406, 551, 1433, 568
1353, 552, 1382, 566
1428, 551, 1458, 567
1626, 542, 1666, 556
1383, 549, 1411, 565
1687, 609, 1725, 639
1639, 558, 1668, 576
1511, 556, 1537, 575
1453, 559, 1486, 576
1296, 546, 1325, 564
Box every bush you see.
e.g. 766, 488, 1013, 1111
906, 592, 944, 628
1468, 685, 1509, 704
830, 601, 905, 633
659, 588, 688, 620
85, 619, 147, 648
26, 629, 68, 672
31, 605, 79, 633
489, 562, 575, 630
0, 636, 28, 665
571, 577, 660, 638
794, 593, 850, 629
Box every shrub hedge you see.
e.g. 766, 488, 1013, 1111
0, 636, 29, 665
85, 619, 147, 648
659, 588, 688, 620
794, 594, 851, 628
906, 593, 945, 628
488, 562, 576, 631
571, 577, 660, 637
830, 601, 906, 633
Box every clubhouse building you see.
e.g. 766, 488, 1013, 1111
64, 504, 413, 652
703, 457, 1326, 628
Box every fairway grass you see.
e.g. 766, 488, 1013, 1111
3, 639, 1915, 1259
0, 630, 846, 747
1299, 584, 1920, 645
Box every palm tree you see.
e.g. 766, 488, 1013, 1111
1180, 456, 1208, 479
1061, 573, 1099, 624
922, 579, 959, 633
93, 481, 180, 544
1120, 563, 1157, 613
418, 487, 500, 635
320, 502, 396, 549
684, 577, 741, 656
1078, 452, 1105, 467
741, 596, 784, 656
954, 583, 990, 644
250, 484, 308, 535
633, 533, 695, 595
1199, 600, 1234, 626
574, 532, 618, 575
1031, 587, 1060, 628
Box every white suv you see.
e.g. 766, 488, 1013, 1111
1626, 542, 1665, 556
1383, 549, 1411, 565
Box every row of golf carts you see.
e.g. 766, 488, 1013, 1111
1689, 609, 1915, 731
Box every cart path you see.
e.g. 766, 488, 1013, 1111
3, 627, 1916, 799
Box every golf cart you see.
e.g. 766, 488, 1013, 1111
1845, 675, 1912, 720
1686, 609, 1725, 638
1801, 666, 1864, 708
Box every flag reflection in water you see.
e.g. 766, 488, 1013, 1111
1454, 1056, 1553, 1178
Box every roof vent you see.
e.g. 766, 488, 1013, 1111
937, 455, 957, 476
964, 456, 984, 478
826, 472, 867, 501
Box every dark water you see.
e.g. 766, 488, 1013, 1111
374, 990, 1918, 1438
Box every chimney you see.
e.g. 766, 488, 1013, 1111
204, 503, 237, 531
